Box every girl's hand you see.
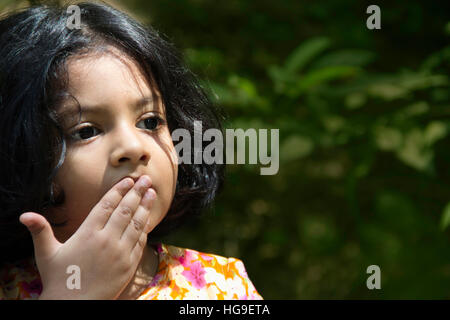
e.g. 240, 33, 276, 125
19, 175, 156, 300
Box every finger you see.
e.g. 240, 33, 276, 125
130, 231, 149, 263
103, 175, 152, 239
143, 212, 153, 234
121, 187, 156, 250
19, 212, 60, 260
81, 178, 134, 230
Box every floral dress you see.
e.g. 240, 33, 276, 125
0, 243, 263, 300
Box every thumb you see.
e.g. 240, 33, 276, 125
20, 212, 60, 259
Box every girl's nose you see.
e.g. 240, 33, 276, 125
109, 123, 150, 167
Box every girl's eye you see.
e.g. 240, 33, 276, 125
70, 126, 100, 141
137, 116, 164, 131
68, 116, 164, 142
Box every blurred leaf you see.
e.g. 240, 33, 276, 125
392, 122, 447, 172
374, 190, 424, 233
367, 73, 448, 101
228, 75, 269, 111
424, 121, 447, 145
289, 65, 359, 97
398, 101, 429, 119
280, 135, 314, 162
399, 73, 448, 90
321, 115, 346, 133
311, 49, 376, 69
373, 125, 403, 151
420, 46, 450, 73
204, 80, 232, 103
284, 37, 331, 74
228, 75, 257, 98
205, 76, 269, 111
396, 129, 433, 172
440, 202, 450, 231
431, 88, 450, 102
367, 83, 409, 101
184, 47, 225, 74
267, 65, 297, 93
345, 92, 367, 109
360, 223, 402, 261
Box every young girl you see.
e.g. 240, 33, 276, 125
0, 1, 262, 300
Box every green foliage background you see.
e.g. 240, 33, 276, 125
2, 0, 450, 298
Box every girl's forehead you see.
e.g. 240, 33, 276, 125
57, 47, 164, 115
66, 48, 150, 92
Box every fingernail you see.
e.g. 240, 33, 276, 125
143, 188, 156, 203
138, 175, 151, 189
121, 178, 134, 189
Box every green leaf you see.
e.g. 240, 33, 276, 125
204, 81, 233, 103
267, 65, 298, 93
395, 128, 433, 172
284, 37, 331, 74
204, 76, 269, 111
367, 83, 409, 101
184, 47, 224, 73
311, 49, 376, 69
399, 73, 448, 91
420, 46, 450, 73
373, 125, 403, 151
424, 121, 447, 145
280, 135, 314, 162
440, 202, 450, 231
400, 101, 429, 119
289, 65, 359, 97
345, 92, 367, 109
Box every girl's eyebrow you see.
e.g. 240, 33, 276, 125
58, 96, 155, 120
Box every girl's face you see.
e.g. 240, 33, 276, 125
46, 47, 178, 242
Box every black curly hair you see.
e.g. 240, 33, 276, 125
0, 1, 225, 264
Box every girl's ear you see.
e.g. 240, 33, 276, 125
49, 181, 64, 206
